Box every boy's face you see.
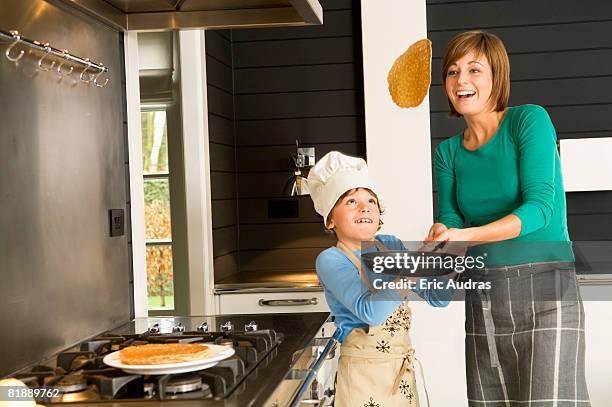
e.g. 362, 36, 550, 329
327, 188, 381, 247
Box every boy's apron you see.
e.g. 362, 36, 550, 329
334, 241, 430, 407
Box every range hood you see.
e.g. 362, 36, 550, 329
60, 0, 323, 31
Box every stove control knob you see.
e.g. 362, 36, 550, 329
245, 321, 258, 332
220, 321, 233, 332
197, 322, 209, 332
148, 323, 160, 334
172, 322, 185, 333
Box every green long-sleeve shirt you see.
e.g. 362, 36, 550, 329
434, 104, 574, 266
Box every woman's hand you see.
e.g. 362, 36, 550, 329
425, 223, 448, 241
432, 227, 475, 242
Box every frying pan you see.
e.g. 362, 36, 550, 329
360, 243, 459, 277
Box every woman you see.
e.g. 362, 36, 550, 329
427, 31, 590, 406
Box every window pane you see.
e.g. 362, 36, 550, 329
141, 111, 169, 174
146, 244, 174, 310
144, 179, 172, 240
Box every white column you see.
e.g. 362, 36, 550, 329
360, 0, 433, 241
125, 31, 148, 318
178, 30, 216, 315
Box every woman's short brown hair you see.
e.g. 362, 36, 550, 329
441, 30, 510, 118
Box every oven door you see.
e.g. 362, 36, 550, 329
308, 337, 339, 406
291, 331, 340, 406
263, 319, 339, 407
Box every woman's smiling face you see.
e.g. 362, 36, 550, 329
445, 51, 494, 117
327, 188, 380, 246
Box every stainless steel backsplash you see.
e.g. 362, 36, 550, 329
0, 0, 130, 376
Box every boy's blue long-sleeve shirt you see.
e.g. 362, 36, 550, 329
315, 234, 451, 342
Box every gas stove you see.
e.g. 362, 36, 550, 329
7, 313, 337, 407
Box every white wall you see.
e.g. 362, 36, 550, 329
582, 292, 612, 405
360, 0, 433, 242
410, 301, 467, 406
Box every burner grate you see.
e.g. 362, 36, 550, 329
11, 323, 283, 403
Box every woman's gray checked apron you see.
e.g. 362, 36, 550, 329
334, 241, 430, 407
463, 262, 590, 406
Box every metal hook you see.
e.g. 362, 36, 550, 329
5, 30, 24, 63
56, 50, 74, 78
93, 64, 109, 88
79, 58, 95, 84
37, 44, 56, 71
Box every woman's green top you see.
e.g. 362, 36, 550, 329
434, 104, 574, 266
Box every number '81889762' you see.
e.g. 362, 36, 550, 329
2, 386, 61, 400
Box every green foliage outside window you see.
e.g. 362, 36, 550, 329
141, 109, 174, 310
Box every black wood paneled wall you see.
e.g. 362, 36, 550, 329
427, 0, 612, 244
206, 30, 240, 280
207, 0, 366, 279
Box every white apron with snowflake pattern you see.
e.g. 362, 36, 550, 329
334, 241, 430, 407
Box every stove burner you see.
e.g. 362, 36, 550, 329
164, 374, 205, 394
42, 375, 101, 403
59, 387, 100, 403
218, 338, 234, 348
54, 375, 88, 393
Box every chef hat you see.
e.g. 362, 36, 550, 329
307, 151, 378, 226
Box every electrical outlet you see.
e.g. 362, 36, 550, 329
109, 209, 125, 237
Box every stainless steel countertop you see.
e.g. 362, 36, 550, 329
214, 270, 322, 293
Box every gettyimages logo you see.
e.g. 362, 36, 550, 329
357, 240, 612, 301
368, 251, 486, 274
361, 240, 484, 276
359, 241, 492, 294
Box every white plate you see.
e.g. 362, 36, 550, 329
102, 344, 235, 375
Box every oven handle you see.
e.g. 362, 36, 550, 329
258, 298, 318, 307
289, 330, 341, 407
299, 396, 328, 406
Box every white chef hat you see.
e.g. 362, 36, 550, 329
307, 151, 379, 226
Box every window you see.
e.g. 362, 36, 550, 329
141, 107, 174, 310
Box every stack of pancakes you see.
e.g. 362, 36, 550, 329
119, 343, 212, 365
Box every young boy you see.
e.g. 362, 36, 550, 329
308, 151, 449, 407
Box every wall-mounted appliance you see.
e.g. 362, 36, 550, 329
559, 137, 612, 192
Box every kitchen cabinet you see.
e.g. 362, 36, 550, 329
216, 290, 329, 314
